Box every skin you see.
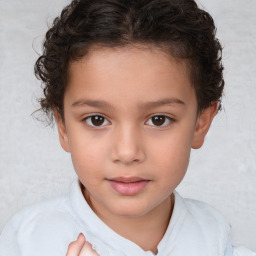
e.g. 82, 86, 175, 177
57, 46, 218, 254
66, 234, 98, 256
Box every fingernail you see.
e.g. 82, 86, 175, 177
77, 233, 84, 239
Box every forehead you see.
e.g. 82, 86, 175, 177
69, 45, 190, 77
65, 46, 196, 109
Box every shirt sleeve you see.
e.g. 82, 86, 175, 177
224, 232, 256, 256
224, 231, 233, 256
0, 219, 21, 256
232, 246, 256, 256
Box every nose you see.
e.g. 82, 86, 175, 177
110, 124, 146, 165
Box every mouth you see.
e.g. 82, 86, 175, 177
107, 177, 150, 196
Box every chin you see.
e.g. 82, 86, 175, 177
109, 201, 153, 218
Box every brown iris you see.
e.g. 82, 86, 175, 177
91, 115, 105, 126
151, 115, 166, 126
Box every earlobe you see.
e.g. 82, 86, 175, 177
192, 102, 218, 149
54, 110, 70, 152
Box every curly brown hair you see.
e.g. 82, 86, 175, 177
35, 0, 224, 123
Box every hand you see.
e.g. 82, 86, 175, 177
66, 233, 99, 256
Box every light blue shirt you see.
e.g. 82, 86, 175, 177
0, 180, 255, 256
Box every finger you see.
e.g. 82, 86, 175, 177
79, 241, 99, 256
66, 233, 86, 256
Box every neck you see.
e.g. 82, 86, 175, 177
103, 196, 174, 254
83, 185, 174, 253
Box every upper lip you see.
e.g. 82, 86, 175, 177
107, 177, 149, 183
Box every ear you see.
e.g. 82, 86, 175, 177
54, 110, 70, 152
192, 102, 218, 149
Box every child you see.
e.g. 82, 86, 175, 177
0, 0, 255, 255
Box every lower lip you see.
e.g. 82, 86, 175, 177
108, 180, 149, 196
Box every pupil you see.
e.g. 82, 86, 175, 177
152, 116, 165, 126
91, 116, 104, 126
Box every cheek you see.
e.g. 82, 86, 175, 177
148, 130, 193, 180
68, 135, 106, 180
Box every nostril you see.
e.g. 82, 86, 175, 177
111, 146, 145, 164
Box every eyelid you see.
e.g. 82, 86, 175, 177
145, 114, 174, 127
81, 113, 174, 128
82, 113, 111, 127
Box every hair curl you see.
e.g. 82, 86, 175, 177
35, 0, 224, 123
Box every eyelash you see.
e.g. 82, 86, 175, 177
83, 114, 174, 128
145, 115, 173, 127
83, 115, 110, 127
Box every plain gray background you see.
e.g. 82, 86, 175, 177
0, 0, 255, 251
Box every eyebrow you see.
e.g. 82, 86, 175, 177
72, 97, 185, 109
139, 97, 185, 109
72, 99, 114, 108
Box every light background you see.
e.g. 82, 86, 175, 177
0, 0, 255, 251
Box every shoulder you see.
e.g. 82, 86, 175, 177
2, 193, 73, 232
182, 196, 230, 229
0, 192, 80, 256
170, 192, 231, 255
171, 193, 256, 256
175, 193, 230, 233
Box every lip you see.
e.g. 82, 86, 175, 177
107, 177, 150, 196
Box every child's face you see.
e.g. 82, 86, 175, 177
56, 46, 216, 218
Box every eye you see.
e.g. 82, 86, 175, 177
146, 115, 172, 127
84, 115, 110, 127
